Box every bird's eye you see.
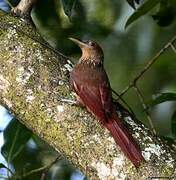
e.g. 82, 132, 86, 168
89, 41, 95, 46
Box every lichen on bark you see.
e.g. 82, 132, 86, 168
0, 13, 176, 179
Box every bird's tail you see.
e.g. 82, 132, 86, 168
105, 113, 144, 167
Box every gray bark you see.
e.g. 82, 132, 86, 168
12, 0, 37, 16
0, 13, 176, 179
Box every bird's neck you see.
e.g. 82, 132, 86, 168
79, 49, 104, 66
79, 57, 103, 67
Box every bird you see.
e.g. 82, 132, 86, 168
69, 37, 144, 167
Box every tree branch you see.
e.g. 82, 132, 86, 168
19, 156, 61, 179
0, 14, 176, 179
119, 35, 176, 97
133, 85, 156, 134
12, 0, 37, 16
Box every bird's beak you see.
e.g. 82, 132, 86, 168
69, 37, 87, 48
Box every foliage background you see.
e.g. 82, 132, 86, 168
0, 0, 176, 179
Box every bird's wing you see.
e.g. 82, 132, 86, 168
99, 81, 113, 117
72, 79, 112, 123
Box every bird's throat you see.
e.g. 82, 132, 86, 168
79, 58, 103, 67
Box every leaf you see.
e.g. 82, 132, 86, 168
152, 1, 176, 26
171, 110, 176, 138
152, 10, 175, 26
149, 93, 176, 106
61, 0, 77, 19
0, 163, 7, 169
126, 0, 136, 9
125, 0, 160, 28
135, 0, 140, 4
1, 118, 32, 163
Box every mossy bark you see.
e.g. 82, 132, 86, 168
0, 13, 176, 179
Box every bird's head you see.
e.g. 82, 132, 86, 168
69, 37, 104, 64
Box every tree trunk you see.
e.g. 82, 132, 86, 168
0, 13, 176, 179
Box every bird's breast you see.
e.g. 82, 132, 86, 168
70, 62, 106, 86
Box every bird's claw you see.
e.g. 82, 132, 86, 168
60, 98, 77, 105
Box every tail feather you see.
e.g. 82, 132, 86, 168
106, 115, 144, 167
